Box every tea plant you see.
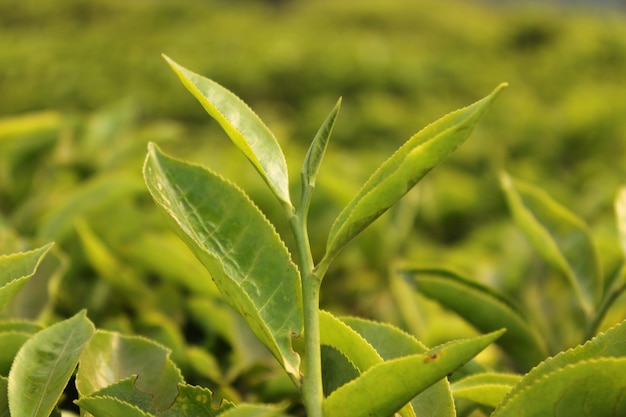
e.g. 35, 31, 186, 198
3, 55, 626, 417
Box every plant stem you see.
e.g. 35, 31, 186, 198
288, 182, 324, 417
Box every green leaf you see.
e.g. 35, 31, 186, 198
322, 330, 504, 417
500, 172, 602, 314
492, 358, 626, 416
0, 243, 53, 312
499, 318, 626, 409
450, 372, 521, 408
341, 317, 455, 417
160, 384, 234, 417
318, 311, 416, 417
301, 98, 341, 190
79, 376, 157, 415
163, 55, 291, 208
322, 83, 506, 267
0, 332, 30, 375
218, 404, 289, 417
76, 330, 184, 411
143, 144, 303, 378
402, 268, 547, 371
8, 310, 95, 417
75, 396, 154, 417
320, 345, 360, 397
616, 186, 626, 258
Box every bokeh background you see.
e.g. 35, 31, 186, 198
2, 0, 626, 406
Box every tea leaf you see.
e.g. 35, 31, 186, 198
341, 317, 455, 417
322, 84, 506, 267
8, 310, 95, 417
75, 396, 154, 417
302, 98, 341, 190
318, 311, 416, 417
0, 243, 53, 312
76, 330, 183, 411
499, 318, 626, 408
451, 372, 521, 408
322, 330, 504, 417
492, 358, 626, 416
403, 268, 547, 371
143, 144, 303, 378
163, 55, 292, 209
500, 172, 602, 314
218, 404, 290, 417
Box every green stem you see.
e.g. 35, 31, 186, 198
288, 181, 324, 417
585, 281, 626, 341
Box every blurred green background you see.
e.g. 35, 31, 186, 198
1, 0, 626, 403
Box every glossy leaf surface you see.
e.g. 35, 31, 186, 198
0, 243, 53, 312
403, 268, 546, 371
500, 172, 602, 313
322, 330, 504, 417
493, 358, 626, 416
163, 55, 291, 208
8, 310, 95, 417
143, 144, 303, 378
323, 83, 506, 266
450, 372, 521, 408
76, 330, 183, 411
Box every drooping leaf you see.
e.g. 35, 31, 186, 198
402, 268, 547, 371
143, 143, 303, 379
163, 55, 291, 208
450, 372, 521, 408
8, 310, 95, 417
500, 172, 602, 314
492, 358, 626, 416
342, 317, 455, 417
322, 330, 504, 417
0, 243, 53, 312
76, 330, 184, 411
321, 84, 506, 268
499, 318, 626, 409
301, 98, 342, 191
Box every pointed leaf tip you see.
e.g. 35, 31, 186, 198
162, 55, 292, 209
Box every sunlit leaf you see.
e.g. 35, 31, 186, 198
322, 330, 504, 417
342, 317, 455, 417
322, 83, 506, 268
451, 372, 521, 408
218, 403, 289, 417
163, 55, 291, 208
500, 172, 602, 314
499, 318, 626, 410
143, 144, 302, 378
76, 330, 184, 411
75, 396, 154, 417
8, 310, 95, 417
402, 268, 547, 371
492, 358, 626, 416
0, 243, 53, 312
